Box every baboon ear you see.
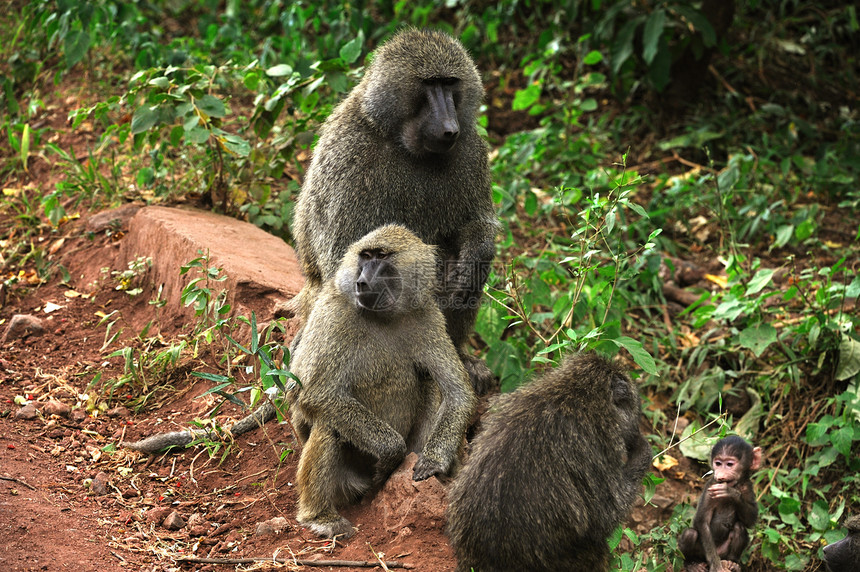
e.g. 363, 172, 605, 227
750, 446, 762, 471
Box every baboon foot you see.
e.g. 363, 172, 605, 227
298, 514, 355, 539
461, 353, 497, 396
721, 560, 741, 572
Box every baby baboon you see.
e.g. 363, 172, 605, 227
824, 515, 860, 572
293, 28, 498, 394
288, 224, 477, 538
678, 436, 762, 572
445, 352, 651, 572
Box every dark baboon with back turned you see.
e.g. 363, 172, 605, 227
824, 515, 860, 572
445, 352, 651, 572
288, 224, 477, 538
293, 27, 498, 394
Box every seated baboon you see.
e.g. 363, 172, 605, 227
445, 352, 651, 572
288, 224, 477, 538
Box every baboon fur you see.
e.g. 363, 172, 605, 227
288, 224, 477, 538
446, 352, 651, 572
824, 515, 860, 572
292, 28, 497, 394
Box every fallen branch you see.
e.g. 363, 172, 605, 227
0, 474, 37, 490
176, 556, 414, 568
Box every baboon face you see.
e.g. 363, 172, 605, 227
402, 77, 462, 155
354, 247, 403, 312
360, 29, 482, 158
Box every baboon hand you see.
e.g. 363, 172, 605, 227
412, 454, 445, 481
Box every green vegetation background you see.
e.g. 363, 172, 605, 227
1, 1, 858, 570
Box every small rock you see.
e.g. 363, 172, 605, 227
254, 516, 289, 536
92, 471, 110, 496
70, 409, 87, 423
650, 494, 675, 510
122, 489, 140, 499
144, 507, 172, 524
43, 399, 71, 418
189, 524, 210, 536
15, 403, 39, 420
163, 510, 186, 531
2, 314, 45, 342
106, 406, 130, 419
86, 203, 142, 233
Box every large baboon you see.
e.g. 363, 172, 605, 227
445, 352, 651, 572
288, 224, 477, 538
292, 28, 498, 394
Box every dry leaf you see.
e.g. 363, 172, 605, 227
653, 454, 679, 472
43, 302, 64, 313
705, 273, 728, 289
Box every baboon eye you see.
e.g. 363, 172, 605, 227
423, 77, 459, 86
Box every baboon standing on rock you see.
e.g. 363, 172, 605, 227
293, 28, 498, 394
446, 353, 651, 572
288, 224, 477, 538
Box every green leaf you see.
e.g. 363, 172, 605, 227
642, 9, 666, 65
512, 83, 541, 111
524, 190, 538, 216
611, 19, 640, 75
192, 372, 233, 384
831, 426, 854, 458
186, 126, 210, 144
218, 133, 250, 156
20, 123, 29, 171
149, 76, 170, 89
738, 322, 777, 357
746, 268, 775, 295
835, 334, 860, 381
266, 64, 293, 77
339, 36, 363, 64
647, 35, 672, 91
773, 224, 794, 249
64, 30, 91, 68
611, 336, 657, 376
583, 50, 603, 65
197, 95, 226, 118
130, 105, 159, 134
580, 98, 598, 112
808, 500, 831, 531
243, 71, 260, 91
